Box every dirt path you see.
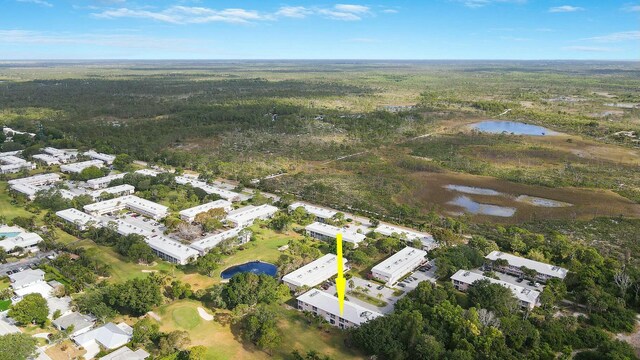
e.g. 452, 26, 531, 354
147, 311, 161, 321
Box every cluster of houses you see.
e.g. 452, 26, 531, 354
1, 269, 148, 359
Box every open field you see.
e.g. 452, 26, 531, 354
156, 300, 363, 360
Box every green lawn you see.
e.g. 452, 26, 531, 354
0, 299, 11, 311
156, 300, 364, 360
0, 183, 33, 221
172, 306, 201, 330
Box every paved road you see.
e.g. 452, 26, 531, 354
0, 251, 56, 275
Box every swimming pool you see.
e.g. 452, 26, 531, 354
0, 232, 22, 238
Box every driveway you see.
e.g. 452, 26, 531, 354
0, 251, 56, 276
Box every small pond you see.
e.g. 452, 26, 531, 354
515, 195, 572, 208
220, 261, 277, 279
448, 196, 516, 217
444, 185, 502, 196
470, 121, 559, 136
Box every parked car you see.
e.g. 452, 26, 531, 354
367, 283, 373, 288
377, 285, 384, 290
516, 278, 524, 283
528, 281, 536, 286
398, 283, 406, 288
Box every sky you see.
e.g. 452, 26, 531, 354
0, 0, 639, 60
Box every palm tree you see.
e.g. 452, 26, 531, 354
348, 279, 355, 292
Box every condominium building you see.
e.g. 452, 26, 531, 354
297, 289, 382, 329
84, 150, 116, 165
84, 195, 168, 220
60, 160, 104, 174
289, 202, 338, 223
179, 200, 232, 222
226, 204, 279, 228
175, 176, 242, 201
135, 169, 162, 177
451, 270, 541, 310
85, 173, 127, 189
189, 228, 244, 255
9, 183, 41, 200
0, 156, 36, 174
305, 222, 366, 247
485, 251, 569, 282
8, 173, 61, 186
90, 184, 135, 200
145, 235, 199, 265
32, 154, 61, 166
371, 246, 427, 285
282, 254, 348, 291
56, 208, 101, 230
374, 224, 438, 251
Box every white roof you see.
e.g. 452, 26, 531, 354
14, 281, 53, 299
91, 184, 135, 199
189, 228, 242, 253
84, 151, 116, 163
486, 251, 568, 279
0, 231, 43, 251
297, 289, 382, 325
226, 204, 279, 225
74, 322, 133, 349
179, 199, 232, 219
56, 208, 101, 227
99, 347, 149, 360
305, 222, 366, 245
134, 169, 161, 177
60, 160, 104, 173
451, 270, 541, 304
84, 195, 168, 217
9, 183, 40, 197
109, 219, 151, 237
374, 224, 437, 248
52, 312, 95, 333
175, 176, 241, 201
8, 173, 60, 185
0, 150, 21, 157
32, 154, 61, 164
289, 202, 338, 219
9, 269, 46, 289
86, 173, 127, 187
283, 254, 347, 288
0, 317, 20, 335
371, 246, 427, 278
146, 236, 199, 261
0, 155, 27, 165
43, 147, 66, 156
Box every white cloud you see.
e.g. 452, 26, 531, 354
562, 46, 617, 52
549, 5, 584, 13
382, 9, 398, 14
93, 4, 379, 24
586, 30, 640, 42
93, 6, 270, 24
622, 5, 640, 12
276, 6, 313, 18
454, 0, 526, 8
334, 4, 370, 13
16, 0, 53, 7
318, 4, 371, 21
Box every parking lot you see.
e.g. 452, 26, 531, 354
393, 262, 438, 291
472, 269, 544, 292
0, 251, 57, 276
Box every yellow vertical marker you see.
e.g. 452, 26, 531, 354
335, 233, 346, 316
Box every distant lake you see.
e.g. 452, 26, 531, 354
470, 121, 559, 136
444, 185, 502, 196
221, 261, 277, 279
